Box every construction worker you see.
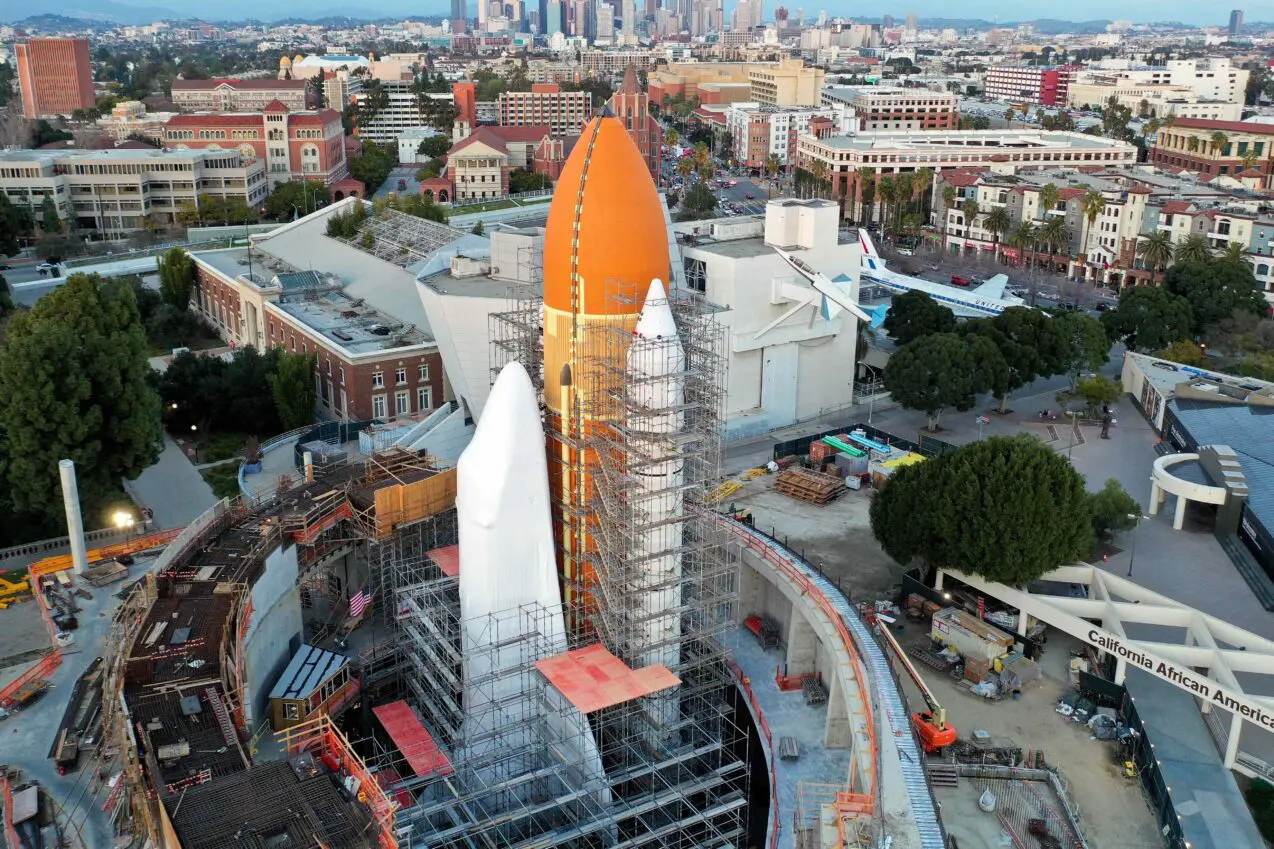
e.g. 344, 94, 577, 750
1100, 411, 1113, 439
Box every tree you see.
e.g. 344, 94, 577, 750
940, 185, 957, 237
41, 196, 61, 234
984, 206, 1011, 256
1209, 130, 1229, 156
1220, 241, 1247, 265
883, 333, 987, 430
157, 247, 194, 311
974, 307, 1070, 411
1037, 216, 1069, 266
664, 128, 679, 148
1240, 148, 1261, 172
348, 140, 396, 194
1101, 285, 1194, 351
1081, 188, 1106, 260
857, 167, 876, 226
869, 435, 1094, 585
472, 220, 485, 236
1156, 339, 1206, 366
509, 168, 548, 194
270, 351, 317, 431
1135, 230, 1173, 285
1172, 234, 1210, 265
675, 182, 717, 222
1009, 220, 1037, 273
1088, 478, 1141, 539
1036, 182, 1061, 221
958, 198, 980, 238
1163, 259, 1268, 334
0, 272, 13, 318
882, 290, 956, 345
0, 194, 32, 256
1075, 374, 1121, 410
1054, 311, 1111, 390
0, 274, 162, 526
416, 134, 452, 159
876, 176, 897, 231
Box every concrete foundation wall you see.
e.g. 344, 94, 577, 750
243, 543, 304, 726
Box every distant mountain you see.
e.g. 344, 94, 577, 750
11, 13, 116, 30
7, 0, 179, 25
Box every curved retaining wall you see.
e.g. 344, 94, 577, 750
722, 516, 946, 849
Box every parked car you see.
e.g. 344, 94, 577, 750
897, 248, 914, 256
0, 263, 10, 269
950, 275, 972, 287
36, 262, 60, 274
744, 193, 755, 200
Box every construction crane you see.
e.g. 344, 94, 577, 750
871, 613, 957, 753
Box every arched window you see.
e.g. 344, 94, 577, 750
1258, 264, 1270, 276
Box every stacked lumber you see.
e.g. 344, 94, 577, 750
774, 467, 847, 505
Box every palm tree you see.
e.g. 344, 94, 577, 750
1081, 188, 1107, 270
1036, 182, 1060, 221
959, 198, 980, 247
984, 206, 1011, 259
1038, 216, 1070, 270
912, 167, 934, 220
1220, 241, 1247, 265
1004, 107, 1016, 126
1009, 220, 1037, 272
809, 159, 829, 199
1186, 136, 1200, 154
1209, 131, 1230, 156
893, 173, 915, 231
855, 166, 875, 225
1240, 149, 1261, 172
876, 176, 898, 236
677, 157, 694, 180
764, 153, 781, 197
941, 185, 957, 241
1173, 234, 1211, 264
1135, 230, 1173, 286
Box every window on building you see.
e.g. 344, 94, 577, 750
395, 390, 410, 416
284, 702, 301, 721
418, 363, 429, 381
395, 367, 407, 385
417, 386, 431, 410
372, 371, 384, 389
372, 394, 387, 419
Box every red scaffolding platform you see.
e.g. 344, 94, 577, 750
535, 644, 681, 714
372, 701, 453, 779
426, 545, 459, 577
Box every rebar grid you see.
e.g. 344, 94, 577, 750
338, 206, 467, 268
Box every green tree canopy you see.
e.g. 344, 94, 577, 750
869, 435, 1094, 585
1163, 259, 1267, 335
1100, 285, 1194, 352
416, 134, 452, 159
348, 140, 396, 194
1088, 478, 1141, 539
41, 195, 61, 234
675, 181, 717, 222
1053, 311, 1111, 390
0, 194, 32, 256
157, 247, 194, 310
968, 307, 1070, 411
0, 273, 162, 526
883, 332, 992, 430
270, 351, 317, 430
881, 290, 957, 345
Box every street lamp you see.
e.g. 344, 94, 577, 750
113, 510, 136, 540
1126, 513, 1149, 578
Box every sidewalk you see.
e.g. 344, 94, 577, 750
124, 433, 220, 530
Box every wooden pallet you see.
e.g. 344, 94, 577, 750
774, 468, 847, 505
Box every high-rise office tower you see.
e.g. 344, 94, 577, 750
1229, 9, 1244, 36
622, 0, 636, 35
906, 10, 917, 29
452, 0, 467, 22
15, 38, 95, 120
547, 0, 564, 32
882, 13, 894, 27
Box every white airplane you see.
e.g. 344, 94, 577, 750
770, 248, 885, 334
856, 230, 1027, 319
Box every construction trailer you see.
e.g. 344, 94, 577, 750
931, 607, 1015, 663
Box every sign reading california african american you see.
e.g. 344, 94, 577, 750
1087, 629, 1274, 730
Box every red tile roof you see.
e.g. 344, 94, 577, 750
489, 124, 552, 143
1239, 168, 1264, 177
1058, 187, 1087, 201
172, 78, 307, 91
1127, 185, 1153, 194
1160, 200, 1194, 214
941, 171, 984, 187
262, 99, 290, 112
450, 126, 510, 155
1168, 117, 1274, 135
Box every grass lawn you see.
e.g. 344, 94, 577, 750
199, 431, 251, 464
200, 462, 243, 500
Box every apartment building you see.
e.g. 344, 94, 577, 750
1083, 59, 1249, 107
984, 64, 1080, 106
820, 85, 958, 131
354, 80, 455, 144
746, 58, 826, 107
496, 84, 591, 136
1150, 119, 1274, 187
726, 103, 847, 169
171, 78, 310, 112
15, 37, 95, 119
189, 201, 454, 422
0, 147, 268, 237
578, 49, 658, 74
648, 60, 824, 108
796, 129, 1137, 204
164, 104, 348, 188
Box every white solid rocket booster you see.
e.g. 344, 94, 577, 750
456, 361, 607, 797
626, 279, 686, 734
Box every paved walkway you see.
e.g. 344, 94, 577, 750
124, 434, 220, 530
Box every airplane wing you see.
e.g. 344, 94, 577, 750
970, 274, 1009, 300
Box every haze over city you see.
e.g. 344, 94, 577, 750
0, 5, 1272, 849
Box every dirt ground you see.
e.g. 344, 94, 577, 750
735, 476, 1162, 848
729, 482, 905, 602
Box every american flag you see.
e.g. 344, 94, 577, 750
349, 588, 372, 618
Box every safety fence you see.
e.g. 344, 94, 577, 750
1, 770, 19, 849
28, 528, 183, 576
0, 558, 66, 710
237, 425, 319, 501
727, 660, 780, 849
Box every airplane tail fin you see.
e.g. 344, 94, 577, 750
869, 303, 889, 330
857, 229, 882, 260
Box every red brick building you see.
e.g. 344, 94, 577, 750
164, 102, 349, 188
171, 78, 311, 113
607, 65, 661, 178
1151, 118, 1274, 186
16, 38, 95, 119
497, 84, 591, 136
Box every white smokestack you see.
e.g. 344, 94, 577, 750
59, 459, 89, 575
